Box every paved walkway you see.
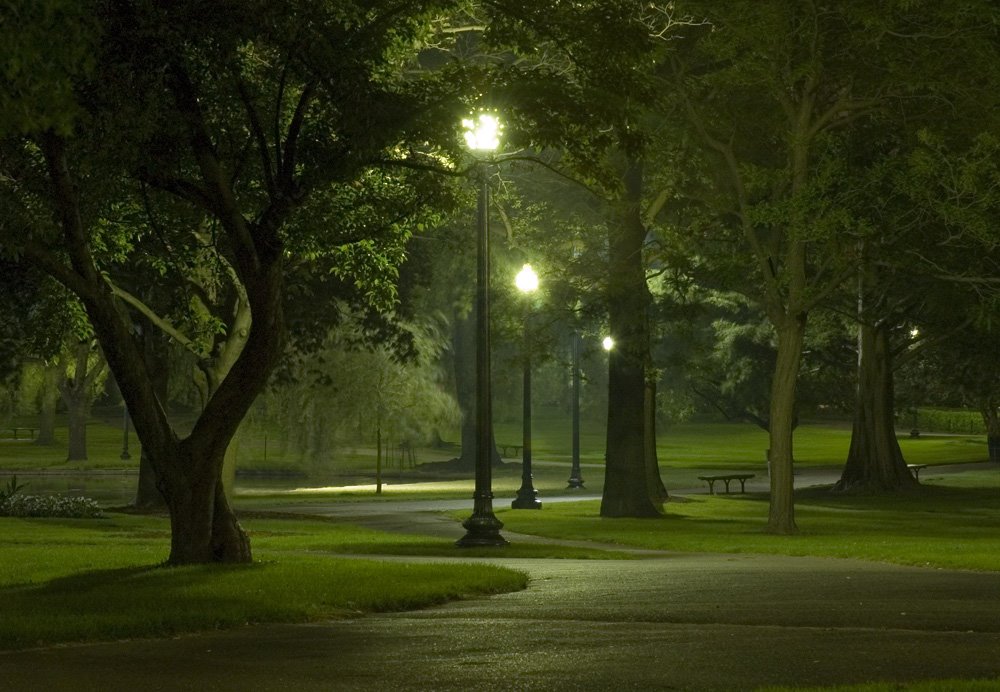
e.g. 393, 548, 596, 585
3, 463, 1000, 691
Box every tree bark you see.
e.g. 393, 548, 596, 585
33, 361, 61, 446
601, 159, 663, 518
766, 314, 805, 533
134, 318, 169, 510
59, 341, 105, 461
645, 378, 668, 503
834, 320, 917, 492
981, 398, 1000, 463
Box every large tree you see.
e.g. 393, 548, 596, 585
665, 0, 997, 531
0, 1, 475, 564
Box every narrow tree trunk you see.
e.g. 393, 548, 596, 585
835, 321, 916, 492
981, 398, 1000, 463
766, 315, 805, 534
645, 378, 668, 503
34, 361, 61, 446
65, 397, 90, 461
601, 159, 662, 518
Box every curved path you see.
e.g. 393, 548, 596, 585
4, 466, 1000, 691
5, 515, 1000, 691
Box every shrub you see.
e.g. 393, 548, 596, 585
0, 494, 103, 518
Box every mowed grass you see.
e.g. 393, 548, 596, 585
0, 513, 530, 651
489, 474, 1000, 572
2, 415, 989, 479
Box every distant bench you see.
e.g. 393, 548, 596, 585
907, 464, 928, 481
1, 427, 37, 441
697, 473, 755, 495
499, 443, 523, 458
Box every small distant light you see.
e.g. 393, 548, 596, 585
910, 328, 920, 338
602, 336, 614, 351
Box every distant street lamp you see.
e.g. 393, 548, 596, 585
457, 112, 508, 547
567, 331, 585, 489
512, 264, 542, 509
603, 335, 614, 352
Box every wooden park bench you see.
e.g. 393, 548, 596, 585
907, 464, 929, 481
697, 473, 755, 495
1, 427, 37, 441
499, 443, 523, 458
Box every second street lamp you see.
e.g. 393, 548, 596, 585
512, 263, 542, 509
456, 112, 507, 547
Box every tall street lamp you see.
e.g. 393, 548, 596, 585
457, 112, 508, 547
512, 263, 542, 509
566, 330, 585, 489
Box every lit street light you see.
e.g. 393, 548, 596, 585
512, 264, 542, 510
456, 112, 508, 547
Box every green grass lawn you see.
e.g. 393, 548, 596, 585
0, 511, 541, 651
486, 472, 1000, 572
2, 415, 989, 479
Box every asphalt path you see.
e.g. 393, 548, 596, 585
4, 464, 1000, 691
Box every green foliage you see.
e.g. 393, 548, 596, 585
0, 0, 98, 135
258, 316, 460, 468
0, 493, 102, 518
0, 475, 27, 502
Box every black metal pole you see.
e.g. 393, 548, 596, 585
457, 169, 507, 547
567, 331, 585, 488
512, 305, 541, 509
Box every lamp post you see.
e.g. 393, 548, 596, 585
512, 264, 542, 509
566, 330, 585, 489
457, 113, 508, 547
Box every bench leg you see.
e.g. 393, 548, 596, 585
723, 479, 732, 494
706, 480, 716, 495
738, 479, 748, 493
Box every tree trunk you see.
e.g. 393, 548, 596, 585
834, 320, 916, 492
134, 317, 168, 509
601, 159, 662, 518
65, 398, 90, 461
981, 398, 1000, 463
766, 314, 805, 534
159, 443, 250, 564
33, 361, 61, 446
645, 378, 668, 503
59, 341, 105, 461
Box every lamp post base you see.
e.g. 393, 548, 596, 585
511, 487, 542, 510
456, 512, 508, 547
566, 476, 585, 489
